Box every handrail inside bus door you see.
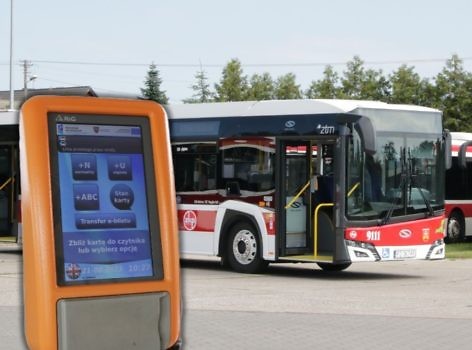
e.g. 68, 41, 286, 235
313, 203, 334, 259
347, 182, 360, 197
0, 177, 13, 191
284, 180, 310, 210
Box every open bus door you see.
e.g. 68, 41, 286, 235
277, 139, 337, 262
0, 142, 20, 243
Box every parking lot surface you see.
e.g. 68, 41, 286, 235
2, 245, 472, 349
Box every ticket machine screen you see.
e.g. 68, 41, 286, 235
49, 114, 163, 285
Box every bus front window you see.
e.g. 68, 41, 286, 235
347, 130, 444, 221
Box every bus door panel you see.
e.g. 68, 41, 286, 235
0, 143, 19, 237
278, 140, 336, 258
278, 140, 312, 255
312, 143, 336, 258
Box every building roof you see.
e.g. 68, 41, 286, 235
0, 86, 97, 110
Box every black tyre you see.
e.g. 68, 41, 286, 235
225, 222, 268, 273
446, 211, 465, 243
317, 262, 351, 272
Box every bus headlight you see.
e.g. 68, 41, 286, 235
346, 240, 381, 261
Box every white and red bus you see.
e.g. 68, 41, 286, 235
445, 132, 472, 242
0, 110, 21, 243
165, 99, 449, 273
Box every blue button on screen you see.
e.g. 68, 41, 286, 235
108, 155, 132, 180
73, 184, 100, 211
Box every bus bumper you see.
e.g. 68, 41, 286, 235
346, 239, 445, 262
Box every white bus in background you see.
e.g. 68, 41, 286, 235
445, 132, 472, 242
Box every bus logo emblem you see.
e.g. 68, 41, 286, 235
183, 210, 197, 231
285, 120, 296, 128
399, 229, 412, 239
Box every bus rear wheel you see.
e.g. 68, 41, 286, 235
317, 262, 351, 272
226, 223, 268, 273
446, 211, 464, 243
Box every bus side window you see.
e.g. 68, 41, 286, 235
172, 143, 217, 192
221, 139, 275, 193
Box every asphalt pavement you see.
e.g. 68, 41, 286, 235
2, 244, 472, 349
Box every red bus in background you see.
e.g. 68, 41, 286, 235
445, 132, 472, 242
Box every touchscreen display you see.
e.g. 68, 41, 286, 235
50, 114, 162, 284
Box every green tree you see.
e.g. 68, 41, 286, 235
389, 65, 425, 105
360, 68, 390, 101
434, 54, 472, 131
184, 68, 213, 103
306, 65, 340, 99
340, 56, 365, 99
247, 72, 275, 100
140, 62, 168, 104
274, 73, 302, 100
214, 59, 248, 102
340, 56, 389, 100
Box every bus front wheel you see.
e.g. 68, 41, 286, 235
225, 223, 268, 273
446, 211, 464, 243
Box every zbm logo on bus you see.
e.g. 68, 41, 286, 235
317, 124, 335, 135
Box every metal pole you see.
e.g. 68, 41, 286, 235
9, 0, 15, 110
23, 60, 27, 100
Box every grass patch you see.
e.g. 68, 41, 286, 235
446, 242, 472, 259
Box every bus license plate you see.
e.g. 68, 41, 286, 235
394, 249, 416, 259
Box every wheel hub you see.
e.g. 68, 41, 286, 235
448, 218, 460, 239
232, 229, 257, 265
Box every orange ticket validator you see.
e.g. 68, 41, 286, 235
20, 96, 180, 350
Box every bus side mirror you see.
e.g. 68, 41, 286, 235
458, 139, 472, 169
355, 117, 376, 156
444, 130, 452, 170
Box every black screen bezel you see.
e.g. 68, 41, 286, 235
48, 112, 164, 286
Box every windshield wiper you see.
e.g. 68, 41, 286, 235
380, 147, 408, 226
408, 149, 434, 217
380, 173, 405, 226
409, 174, 434, 217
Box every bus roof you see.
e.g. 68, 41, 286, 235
165, 99, 440, 119
0, 110, 19, 125
451, 132, 472, 156
451, 132, 472, 142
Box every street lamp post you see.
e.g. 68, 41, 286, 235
24, 74, 37, 100
9, 0, 15, 110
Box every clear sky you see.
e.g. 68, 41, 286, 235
1, 0, 472, 103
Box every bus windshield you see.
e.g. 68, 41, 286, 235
347, 130, 445, 222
